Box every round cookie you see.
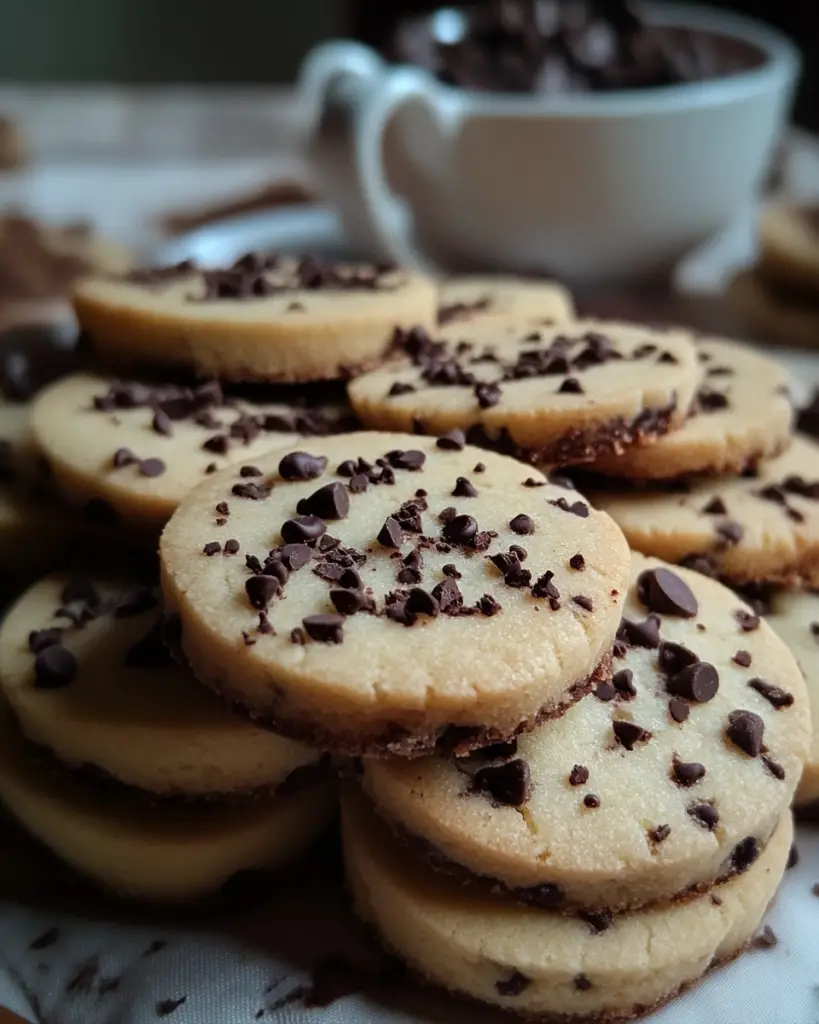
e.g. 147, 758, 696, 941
160, 432, 630, 756
74, 256, 438, 382
348, 320, 699, 465
437, 276, 575, 326
342, 788, 792, 1022
0, 573, 322, 799
0, 703, 334, 902
592, 435, 819, 587
361, 555, 810, 912
758, 201, 819, 294
727, 268, 819, 350
589, 338, 793, 480
764, 589, 819, 808
31, 372, 356, 535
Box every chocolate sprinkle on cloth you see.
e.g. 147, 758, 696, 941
160, 432, 630, 757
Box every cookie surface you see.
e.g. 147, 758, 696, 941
758, 201, 819, 294
437, 276, 574, 326
31, 373, 356, 534
343, 788, 791, 1022
765, 589, 819, 807
589, 338, 792, 480
727, 268, 819, 350
592, 436, 819, 587
0, 704, 334, 902
361, 555, 809, 912
160, 432, 630, 756
348, 320, 699, 465
74, 256, 437, 381
0, 573, 321, 798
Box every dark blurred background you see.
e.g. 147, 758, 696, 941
0, 1, 816, 130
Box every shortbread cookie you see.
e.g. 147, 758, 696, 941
758, 201, 819, 294
31, 373, 356, 534
348, 320, 699, 465
160, 432, 630, 756
727, 268, 819, 350
589, 338, 792, 480
437, 276, 574, 326
361, 555, 809, 912
342, 788, 791, 1022
0, 704, 334, 902
764, 589, 819, 808
74, 256, 438, 381
592, 436, 819, 587
0, 573, 322, 798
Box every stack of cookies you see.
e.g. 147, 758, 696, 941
0, 257, 813, 1022
728, 199, 819, 349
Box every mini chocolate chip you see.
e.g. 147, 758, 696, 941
619, 614, 661, 648
762, 754, 786, 780
725, 709, 764, 757
752, 925, 778, 950
612, 668, 636, 698
298, 482, 349, 520
290, 627, 306, 645
669, 697, 690, 723
531, 571, 559, 603
378, 517, 404, 548
203, 541, 221, 556
232, 481, 268, 500
672, 759, 706, 787
477, 594, 502, 616
594, 681, 616, 702
668, 662, 719, 703
281, 515, 327, 544
730, 837, 760, 875
245, 575, 281, 609
431, 577, 463, 614
34, 645, 77, 688
224, 538, 240, 555
733, 650, 752, 667
649, 824, 671, 843
452, 476, 478, 497
475, 381, 502, 408
278, 451, 328, 481
559, 377, 584, 394
112, 447, 137, 468
504, 565, 532, 588
701, 496, 727, 515
509, 514, 534, 535
637, 567, 698, 618
583, 794, 600, 809
573, 594, 593, 612
569, 765, 589, 786
386, 448, 426, 471
139, 457, 166, 477
549, 497, 589, 517
473, 758, 531, 806
735, 609, 760, 631
523, 477, 545, 487
716, 520, 744, 545
442, 564, 461, 579
495, 971, 530, 997
613, 720, 651, 750
348, 473, 369, 493
748, 678, 793, 709
330, 589, 367, 615
406, 587, 440, 618
474, 462, 486, 473
443, 513, 478, 545
688, 803, 719, 830
388, 381, 416, 396
152, 410, 173, 436
436, 429, 466, 451
28, 627, 62, 653
569, 553, 585, 571
302, 614, 344, 643
657, 641, 699, 676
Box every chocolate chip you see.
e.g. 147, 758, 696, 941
619, 614, 661, 648
245, 575, 281, 609
569, 765, 589, 786
657, 641, 699, 676
612, 720, 651, 750
475, 381, 502, 408
649, 824, 671, 844
583, 794, 600, 808
473, 758, 531, 806
612, 668, 636, 698
442, 564, 461, 579
348, 473, 369, 494
524, 477, 545, 487
232, 481, 269, 500
388, 382, 416, 396
28, 627, 62, 653
733, 650, 752, 667
297, 482, 349, 520
504, 565, 532, 588
667, 662, 719, 703
572, 594, 593, 612
549, 497, 589, 517
337, 460, 356, 477
752, 925, 778, 950
34, 645, 77, 688
725, 709, 764, 757
495, 971, 530, 997
688, 803, 719, 830
302, 613, 344, 643
668, 698, 690, 723
281, 515, 326, 544
152, 410, 173, 436
278, 451, 328, 481
735, 609, 760, 632
474, 462, 486, 473
452, 476, 478, 497
139, 457, 166, 477
436, 429, 465, 451
443, 513, 478, 545
531, 571, 560, 603
748, 678, 793, 709
716, 520, 744, 545
730, 837, 760, 875
701, 496, 727, 515
509, 514, 534, 535
330, 589, 368, 615
569, 553, 585, 570
763, 754, 786, 780
594, 681, 616, 702
112, 447, 137, 468
637, 567, 698, 618
431, 577, 463, 614
202, 541, 221, 556
558, 377, 584, 394
224, 538, 240, 555
290, 627, 306, 645
672, 759, 706, 787
378, 517, 404, 548
477, 594, 502, 616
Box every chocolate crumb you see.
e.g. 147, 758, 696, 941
569, 764, 589, 786
569, 553, 585, 570
649, 824, 671, 844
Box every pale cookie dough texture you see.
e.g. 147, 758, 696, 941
758, 201, 819, 294
765, 588, 819, 808
343, 788, 792, 1023
348, 320, 699, 465
727, 268, 819, 350
74, 256, 438, 382
0, 573, 322, 799
0, 703, 334, 902
32, 373, 356, 534
362, 555, 809, 912
160, 432, 630, 756
590, 338, 793, 480
593, 435, 819, 587
437, 275, 575, 326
